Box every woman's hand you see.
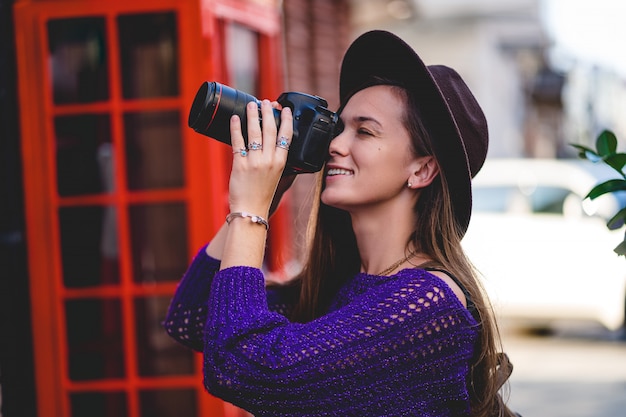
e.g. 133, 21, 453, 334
206, 101, 293, 263
228, 100, 293, 218
218, 99, 293, 270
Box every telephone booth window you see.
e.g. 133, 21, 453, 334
128, 203, 188, 283
70, 392, 128, 417
59, 205, 120, 287
134, 296, 195, 376
226, 23, 259, 93
65, 298, 125, 380
138, 390, 197, 417
55, 114, 113, 196
48, 17, 109, 104
117, 12, 179, 99
124, 111, 183, 190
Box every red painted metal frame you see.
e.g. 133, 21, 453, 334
14, 0, 287, 416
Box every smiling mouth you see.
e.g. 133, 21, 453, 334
326, 168, 354, 176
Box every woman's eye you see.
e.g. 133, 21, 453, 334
332, 120, 345, 138
358, 128, 373, 136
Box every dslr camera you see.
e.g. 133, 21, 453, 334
188, 81, 338, 175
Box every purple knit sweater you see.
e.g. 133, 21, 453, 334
164, 245, 478, 416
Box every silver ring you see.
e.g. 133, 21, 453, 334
233, 148, 248, 157
249, 141, 263, 151
276, 136, 290, 150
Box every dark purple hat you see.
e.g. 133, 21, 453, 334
339, 30, 489, 235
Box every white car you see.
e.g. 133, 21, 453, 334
463, 158, 626, 331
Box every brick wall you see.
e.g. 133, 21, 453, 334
283, 0, 350, 108
282, 0, 351, 265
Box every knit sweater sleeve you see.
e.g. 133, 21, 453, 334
204, 266, 478, 417
163, 245, 299, 352
163, 244, 220, 351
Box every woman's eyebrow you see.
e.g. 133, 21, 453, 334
357, 115, 381, 125
341, 115, 382, 128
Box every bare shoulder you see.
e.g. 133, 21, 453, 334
423, 270, 468, 308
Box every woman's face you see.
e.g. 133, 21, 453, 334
321, 85, 422, 211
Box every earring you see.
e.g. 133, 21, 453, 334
407, 181, 412, 188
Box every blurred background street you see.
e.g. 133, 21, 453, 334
502, 323, 626, 417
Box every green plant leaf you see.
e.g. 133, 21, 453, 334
603, 153, 626, 176
596, 130, 618, 156
586, 179, 626, 200
572, 131, 626, 257
571, 144, 600, 161
613, 239, 626, 256
607, 207, 626, 230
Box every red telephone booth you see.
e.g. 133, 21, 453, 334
13, 0, 288, 416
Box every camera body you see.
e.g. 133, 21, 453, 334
188, 81, 338, 175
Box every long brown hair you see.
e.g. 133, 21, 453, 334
289, 81, 516, 417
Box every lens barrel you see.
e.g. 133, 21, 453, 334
188, 81, 279, 145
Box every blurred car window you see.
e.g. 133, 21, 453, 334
530, 186, 571, 214
473, 185, 574, 214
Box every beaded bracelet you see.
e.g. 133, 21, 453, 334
225, 212, 269, 230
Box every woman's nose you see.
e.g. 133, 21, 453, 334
328, 129, 348, 157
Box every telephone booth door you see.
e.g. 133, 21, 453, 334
14, 0, 285, 416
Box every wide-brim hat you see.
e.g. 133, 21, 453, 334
339, 30, 489, 235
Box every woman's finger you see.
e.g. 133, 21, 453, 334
246, 101, 263, 154
230, 115, 248, 158
257, 100, 277, 156
275, 107, 293, 159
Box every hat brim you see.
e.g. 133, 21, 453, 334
339, 30, 473, 234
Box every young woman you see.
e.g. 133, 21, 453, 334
164, 30, 516, 417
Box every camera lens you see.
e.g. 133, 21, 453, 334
188, 81, 278, 145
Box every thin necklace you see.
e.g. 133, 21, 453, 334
375, 252, 416, 276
